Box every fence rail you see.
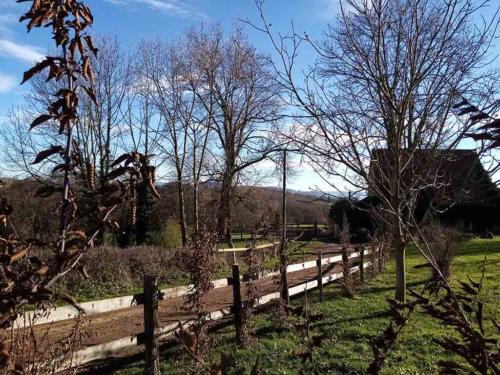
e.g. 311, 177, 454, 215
217, 242, 279, 253
16, 244, 363, 328
16, 243, 388, 373
60, 258, 375, 371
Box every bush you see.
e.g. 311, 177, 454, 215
150, 221, 183, 249
55, 246, 187, 300
419, 224, 462, 284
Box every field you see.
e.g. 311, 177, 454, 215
103, 238, 500, 374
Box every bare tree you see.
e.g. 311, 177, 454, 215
186, 95, 213, 234
79, 36, 130, 191
136, 38, 196, 246
253, 0, 500, 301
121, 70, 163, 245
1, 36, 129, 190
186, 24, 282, 247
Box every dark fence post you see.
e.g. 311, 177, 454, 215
144, 275, 160, 375
317, 251, 324, 302
359, 245, 365, 283
314, 221, 318, 239
232, 264, 244, 347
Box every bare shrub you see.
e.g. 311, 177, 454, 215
370, 250, 499, 375
369, 231, 390, 277
175, 228, 219, 368
368, 298, 418, 374
4, 315, 87, 374
410, 274, 500, 374
239, 243, 264, 347
418, 224, 461, 286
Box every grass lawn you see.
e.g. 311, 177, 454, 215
110, 237, 500, 374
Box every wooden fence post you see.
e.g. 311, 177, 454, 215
280, 242, 290, 306
314, 221, 318, 239
144, 275, 160, 375
232, 264, 244, 347
317, 251, 324, 302
359, 245, 365, 283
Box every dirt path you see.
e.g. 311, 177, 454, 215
27, 251, 358, 361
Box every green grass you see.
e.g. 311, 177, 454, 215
109, 238, 500, 374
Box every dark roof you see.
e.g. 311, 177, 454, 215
368, 149, 500, 206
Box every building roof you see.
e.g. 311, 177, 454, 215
368, 149, 499, 206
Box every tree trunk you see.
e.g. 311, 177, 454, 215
394, 236, 406, 302
135, 181, 149, 245
217, 172, 234, 248
193, 180, 199, 234
388, 146, 406, 302
280, 150, 289, 305
176, 175, 188, 247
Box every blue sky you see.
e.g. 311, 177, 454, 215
0, 0, 499, 193
0, 0, 337, 109
0, 0, 341, 192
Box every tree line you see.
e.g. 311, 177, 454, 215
2, 26, 286, 248
0, 178, 330, 245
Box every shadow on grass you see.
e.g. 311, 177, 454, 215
312, 309, 391, 329
253, 324, 295, 339
79, 340, 181, 374
80, 319, 238, 374
359, 279, 428, 295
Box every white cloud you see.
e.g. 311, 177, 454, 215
316, 0, 369, 20
315, 0, 341, 20
0, 72, 17, 94
105, 0, 204, 18
0, 39, 44, 63
0, 13, 17, 35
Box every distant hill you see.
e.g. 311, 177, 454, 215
258, 186, 345, 202
0, 178, 333, 242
